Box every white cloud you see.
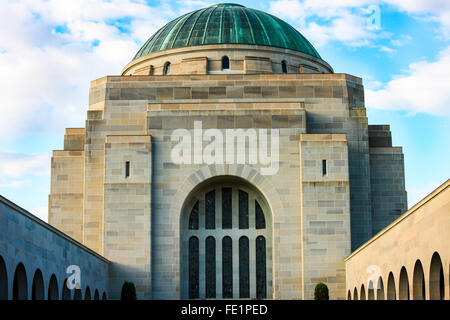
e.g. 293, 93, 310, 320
383, 0, 450, 38
0, 0, 177, 141
366, 46, 450, 115
268, 0, 384, 47
268, 0, 450, 46
0, 178, 32, 188
0, 151, 50, 178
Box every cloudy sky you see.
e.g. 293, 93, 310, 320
0, 0, 449, 222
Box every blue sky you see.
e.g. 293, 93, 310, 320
0, 0, 449, 221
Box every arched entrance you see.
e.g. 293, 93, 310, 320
32, 269, 45, 300
413, 260, 425, 300
48, 275, 59, 300
180, 176, 273, 299
13, 263, 28, 300
429, 252, 444, 300
0, 256, 7, 300
94, 289, 100, 300
353, 287, 358, 300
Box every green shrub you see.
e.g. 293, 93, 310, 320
121, 281, 137, 300
314, 282, 329, 300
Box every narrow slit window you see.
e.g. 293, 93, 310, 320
188, 201, 199, 230
222, 236, 233, 298
239, 190, 249, 229
222, 188, 232, 229
205, 190, 215, 229
239, 236, 250, 298
163, 62, 171, 75
125, 161, 130, 178
281, 60, 287, 73
322, 159, 327, 176
222, 56, 230, 70
255, 200, 266, 229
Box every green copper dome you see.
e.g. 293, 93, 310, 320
133, 3, 321, 60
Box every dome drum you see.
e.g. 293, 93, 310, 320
122, 43, 333, 76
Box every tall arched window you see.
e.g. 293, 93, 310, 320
182, 179, 272, 299
163, 62, 171, 75
281, 60, 288, 73
188, 236, 199, 299
222, 236, 233, 298
239, 236, 250, 298
222, 56, 230, 70
239, 190, 249, 229
256, 236, 266, 299
188, 201, 199, 230
149, 65, 154, 75
205, 236, 216, 298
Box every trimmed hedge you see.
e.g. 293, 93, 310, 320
121, 281, 137, 300
314, 282, 329, 300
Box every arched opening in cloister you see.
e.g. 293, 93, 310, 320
429, 252, 445, 300
413, 260, 425, 300
376, 277, 384, 300
62, 279, 71, 300
360, 284, 366, 300
32, 269, 45, 300
399, 267, 409, 300
13, 263, 28, 300
387, 272, 396, 300
48, 274, 59, 300
367, 280, 375, 300
0, 256, 7, 300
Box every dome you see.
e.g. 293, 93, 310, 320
133, 3, 321, 61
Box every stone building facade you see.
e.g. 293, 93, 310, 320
345, 180, 449, 300
45, 4, 408, 300
0, 195, 109, 300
